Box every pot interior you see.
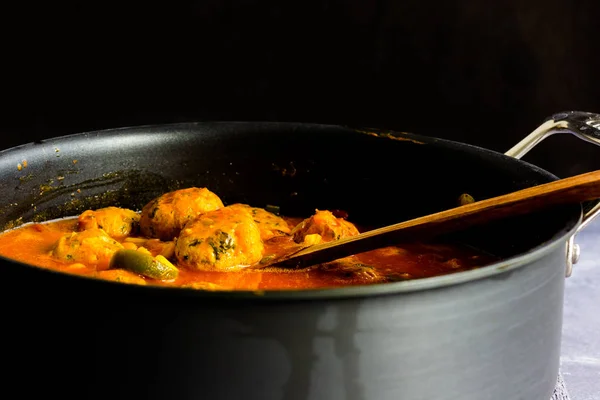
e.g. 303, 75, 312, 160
0, 122, 580, 273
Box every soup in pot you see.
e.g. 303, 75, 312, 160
0, 187, 497, 290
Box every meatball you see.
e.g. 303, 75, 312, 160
78, 206, 140, 239
175, 206, 264, 271
291, 209, 359, 244
228, 203, 291, 240
51, 228, 124, 270
139, 187, 224, 241
317, 257, 382, 282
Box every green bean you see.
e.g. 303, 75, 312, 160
109, 249, 179, 280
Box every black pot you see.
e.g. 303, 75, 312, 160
1, 112, 598, 400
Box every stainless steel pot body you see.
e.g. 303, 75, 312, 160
98, 243, 567, 400
0, 119, 594, 400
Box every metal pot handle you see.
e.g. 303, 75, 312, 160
505, 111, 600, 277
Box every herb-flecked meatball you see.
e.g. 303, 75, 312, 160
175, 206, 264, 271
291, 209, 359, 244
78, 206, 140, 240
51, 228, 124, 270
228, 203, 291, 240
139, 187, 224, 241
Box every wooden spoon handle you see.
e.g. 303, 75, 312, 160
266, 170, 600, 270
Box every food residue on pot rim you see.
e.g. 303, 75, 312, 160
356, 129, 425, 145
272, 162, 297, 177
19, 174, 34, 184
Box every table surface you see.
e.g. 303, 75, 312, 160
560, 216, 600, 400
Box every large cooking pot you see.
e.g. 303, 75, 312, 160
0, 111, 598, 400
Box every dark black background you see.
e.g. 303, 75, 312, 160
1, 1, 599, 177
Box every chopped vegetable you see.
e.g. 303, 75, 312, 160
109, 249, 179, 280
458, 193, 475, 206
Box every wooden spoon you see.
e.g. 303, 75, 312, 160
259, 170, 600, 270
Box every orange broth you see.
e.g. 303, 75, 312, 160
0, 215, 497, 290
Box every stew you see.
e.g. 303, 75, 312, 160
0, 187, 498, 290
